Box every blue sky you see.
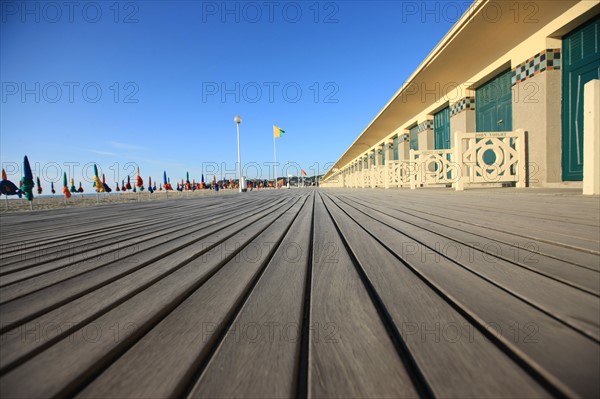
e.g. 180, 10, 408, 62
1, 0, 470, 189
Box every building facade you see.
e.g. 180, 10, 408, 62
321, 1, 600, 190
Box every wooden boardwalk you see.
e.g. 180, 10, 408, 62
0, 188, 598, 398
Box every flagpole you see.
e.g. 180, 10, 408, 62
273, 132, 277, 189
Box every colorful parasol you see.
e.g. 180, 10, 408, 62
136, 167, 144, 191
93, 164, 105, 193
78, 182, 84, 193
62, 172, 72, 199
0, 168, 22, 198
21, 156, 35, 203
51, 181, 56, 194
70, 178, 77, 193
102, 174, 112, 193
148, 177, 154, 193
36, 177, 42, 194
1, 168, 22, 209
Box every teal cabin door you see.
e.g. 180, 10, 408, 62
562, 16, 599, 181
477, 69, 513, 165
409, 125, 419, 151
434, 107, 451, 149
476, 69, 513, 133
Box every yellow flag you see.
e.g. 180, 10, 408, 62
273, 125, 285, 138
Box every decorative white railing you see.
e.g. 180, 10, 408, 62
409, 149, 457, 189
363, 168, 372, 188
321, 129, 526, 190
386, 160, 411, 188
454, 129, 526, 190
373, 165, 385, 188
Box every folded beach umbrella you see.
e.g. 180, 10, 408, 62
93, 164, 104, 193
36, 177, 42, 194
148, 177, 154, 193
62, 172, 71, 199
51, 181, 56, 194
70, 178, 77, 193
126, 176, 132, 190
78, 182, 84, 193
0, 168, 22, 198
21, 156, 35, 202
136, 167, 144, 191
102, 174, 112, 193
116, 182, 120, 192
162, 172, 171, 190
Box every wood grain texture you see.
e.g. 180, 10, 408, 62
188, 193, 314, 398
307, 193, 418, 398
321, 193, 548, 398
0, 188, 598, 398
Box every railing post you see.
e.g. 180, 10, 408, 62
515, 129, 527, 188
410, 150, 417, 190
453, 131, 464, 191
370, 166, 375, 189
583, 80, 599, 195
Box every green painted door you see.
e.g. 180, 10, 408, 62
434, 106, 451, 149
477, 69, 513, 165
562, 16, 599, 181
409, 125, 419, 151
476, 69, 513, 132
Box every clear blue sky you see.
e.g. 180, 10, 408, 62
1, 0, 470, 189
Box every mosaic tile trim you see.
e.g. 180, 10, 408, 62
450, 96, 475, 117
417, 119, 434, 133
512, 48, 561, 85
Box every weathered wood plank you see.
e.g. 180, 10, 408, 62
321, 193, 548, 398
342, 194, 600, 293
0, 194, 304, 397
0, 197, 294, 372
0, 197, 268, 293
0, 197, 253, 267
307, 193, 418, 398
335, 194, 600, 341
346, 192, 600, 271
326, 191, 599, 398
78, 194, 308, 398
188, 192, 314, 398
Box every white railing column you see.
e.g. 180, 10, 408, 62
584, 80, 600, 195
453, 131, 465, 191
384, 140, 394, 189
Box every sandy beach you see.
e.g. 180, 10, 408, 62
0, 189, 241, 213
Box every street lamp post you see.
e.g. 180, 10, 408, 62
234, 115, 242, 193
